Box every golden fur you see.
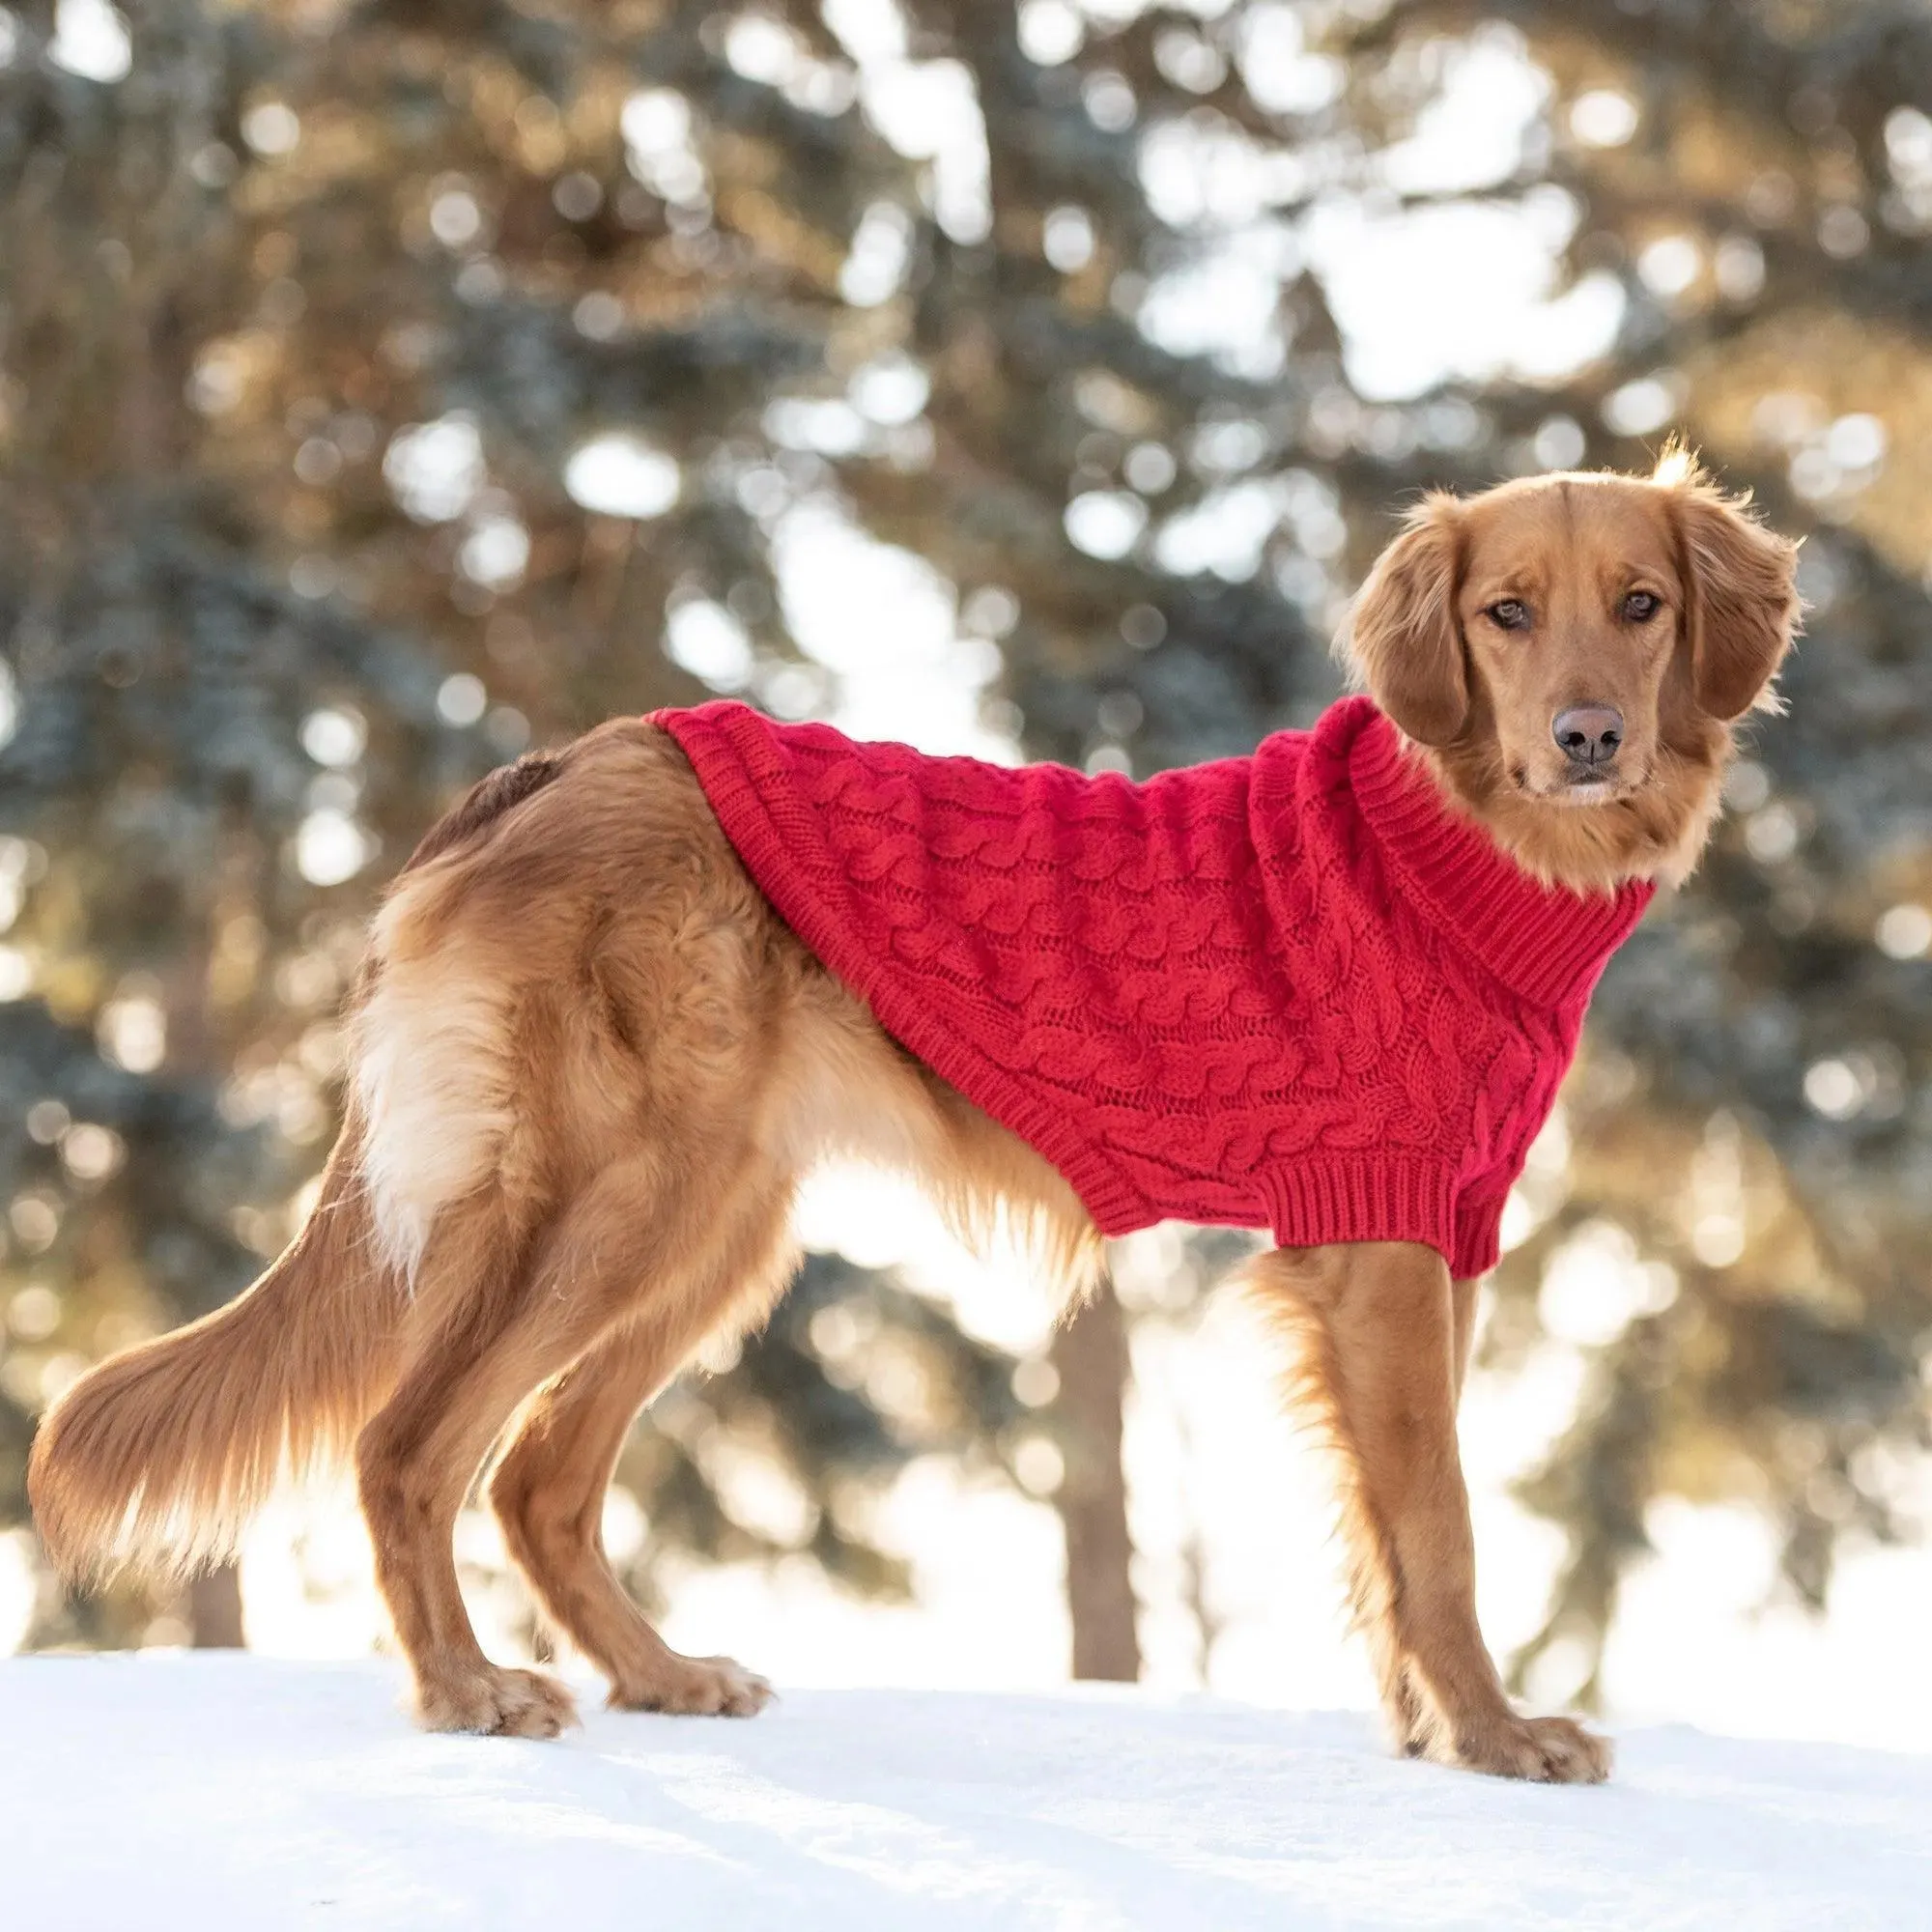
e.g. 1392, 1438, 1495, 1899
29, 457, 1798, 1777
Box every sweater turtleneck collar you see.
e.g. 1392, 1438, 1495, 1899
1327, 696, 1655, 1009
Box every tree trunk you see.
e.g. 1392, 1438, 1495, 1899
186, 1565, 245, 1649
1049, 1275, 1141, 1681
167, 823, 248, 1656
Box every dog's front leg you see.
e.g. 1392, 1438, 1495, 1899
1254, 1241, 1610, 1783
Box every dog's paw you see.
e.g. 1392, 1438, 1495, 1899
415, 1663, 580, 1739
610, 1653, 774, 1719
1440, 1711, 1611, 1784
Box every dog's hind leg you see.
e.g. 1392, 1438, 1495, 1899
489, 1172, 798, 1717
355, 1158, 698, 1737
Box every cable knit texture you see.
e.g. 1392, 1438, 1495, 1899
654, 696, 1653, 1278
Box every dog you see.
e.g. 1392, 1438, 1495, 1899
29, 454, 1799, 1782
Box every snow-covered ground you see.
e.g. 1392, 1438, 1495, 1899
5, 1654, 1928, 1930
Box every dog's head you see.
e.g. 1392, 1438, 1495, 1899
1341, 454, 1801, 888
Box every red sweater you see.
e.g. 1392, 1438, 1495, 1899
655, 696, 1652, 1278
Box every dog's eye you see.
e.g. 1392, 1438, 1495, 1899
1488, 599, 1529, 631
1623, 590, 1662, 623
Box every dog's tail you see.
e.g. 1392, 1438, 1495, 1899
28, 1122, 405, 1585
28, 750, 573, 1586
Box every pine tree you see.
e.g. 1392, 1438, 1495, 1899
0, 0, 1038, 1646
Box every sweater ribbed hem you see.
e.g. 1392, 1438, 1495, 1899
1338, 701, 1654, 1009
1261, 1157, 1481, 1279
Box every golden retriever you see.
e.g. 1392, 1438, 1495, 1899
29, 454, 1799, 1782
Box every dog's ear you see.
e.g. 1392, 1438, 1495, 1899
1663, 462, 1802, 721
1342, 495, 1467, 747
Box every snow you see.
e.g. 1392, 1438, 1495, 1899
6, 1655, 1929, 1929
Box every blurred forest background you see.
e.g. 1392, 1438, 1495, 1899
2, 0, 1930, 1713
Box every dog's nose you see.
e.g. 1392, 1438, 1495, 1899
1552, 705, 1624, 767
